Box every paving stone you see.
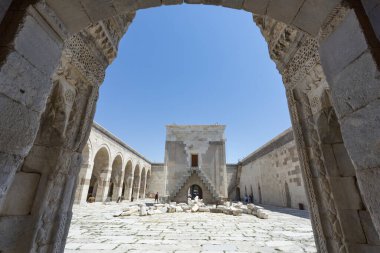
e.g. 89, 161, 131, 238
65, 201, 317, 252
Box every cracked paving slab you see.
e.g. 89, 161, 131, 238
65, 201, 317, 253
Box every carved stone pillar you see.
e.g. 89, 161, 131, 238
133, 174, 141, 201
255, 9, 380, 252
96, 167, 111, 202
0, 8, 135, 252
124, 175, 134, 201
74, 161, 93, 204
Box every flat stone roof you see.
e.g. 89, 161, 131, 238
93, 122, 151, 164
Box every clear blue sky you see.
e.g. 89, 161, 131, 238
94, 4, 291, 163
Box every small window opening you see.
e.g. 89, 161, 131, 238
191, 154, 198, 167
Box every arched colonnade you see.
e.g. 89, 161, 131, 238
74, 123, 151, 204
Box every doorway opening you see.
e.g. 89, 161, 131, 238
188, 184, 203, 200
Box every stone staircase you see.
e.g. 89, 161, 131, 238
171, 167, 220, 201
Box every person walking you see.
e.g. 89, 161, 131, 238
155, 192, 159, 203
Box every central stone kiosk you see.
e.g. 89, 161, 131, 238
165, 125, 228, 204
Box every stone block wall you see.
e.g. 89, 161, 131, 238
239, 128, 308, 210
147, 163, 166, 197
226, 164, 238, 199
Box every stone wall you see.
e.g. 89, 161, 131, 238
239, 128, 308, 210
147, 163, 166, 197
226, 164, 238, 199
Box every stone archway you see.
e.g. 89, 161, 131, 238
189, 184, 203, 200
0, 1, 379, 252
88, 147, 110, 202
109, 155, 123, 201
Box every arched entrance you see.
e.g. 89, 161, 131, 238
0, 1, 379, 252
188, 184, 203, 200
109, 155, 123, 201
88, 147, 110, 202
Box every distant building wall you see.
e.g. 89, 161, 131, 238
164, 125, 228, 203
147, 163, 166, 197
239, 129, 308, 210
226, 164, 238, 199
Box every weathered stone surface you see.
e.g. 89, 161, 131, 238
320, 10, 369, 83
8, 14, 62, 75
242, 0, 269, 14
292, 0, 340, 35
220, 0, 243, 9
239, 129, 308, 209
356, 168, 380, 236
137, 0, 161, 9
332, 143, 356, 177
66, 202, 316, 252
0, 95, 40, 156
82, 0, 120, 23
0, 51, 51, 112
168, 205, 176, 213
337, 209, 366, 243
139, 204, 147, 216
0, 172, 40, 215
198, 207, 210, 212
340, 99, 380, 170
329, 177, 363, 210
162, 0, 183, 5
267, 0, 304, 24
0, 152, 23, 204
191, 204, 199, 212
328, 52, 380, 119
359, 210, 380, 245
46, 0, 92, 33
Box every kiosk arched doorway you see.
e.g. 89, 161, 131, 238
188, 184, 203, 200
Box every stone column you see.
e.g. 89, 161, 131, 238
141, 172, 148, 199
124, 176, 133, 201
97, 168, 111, 202
133, 175, 141, 201
74, 162, 93, 204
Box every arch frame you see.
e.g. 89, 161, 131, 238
0, 1, 379, 253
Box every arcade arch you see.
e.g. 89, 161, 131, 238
89, 147, 110, 202
109, 155, 123, 201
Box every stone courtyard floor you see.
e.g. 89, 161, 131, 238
65, 200, 316, 253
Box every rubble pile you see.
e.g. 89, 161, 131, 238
114, 197, 269, 219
